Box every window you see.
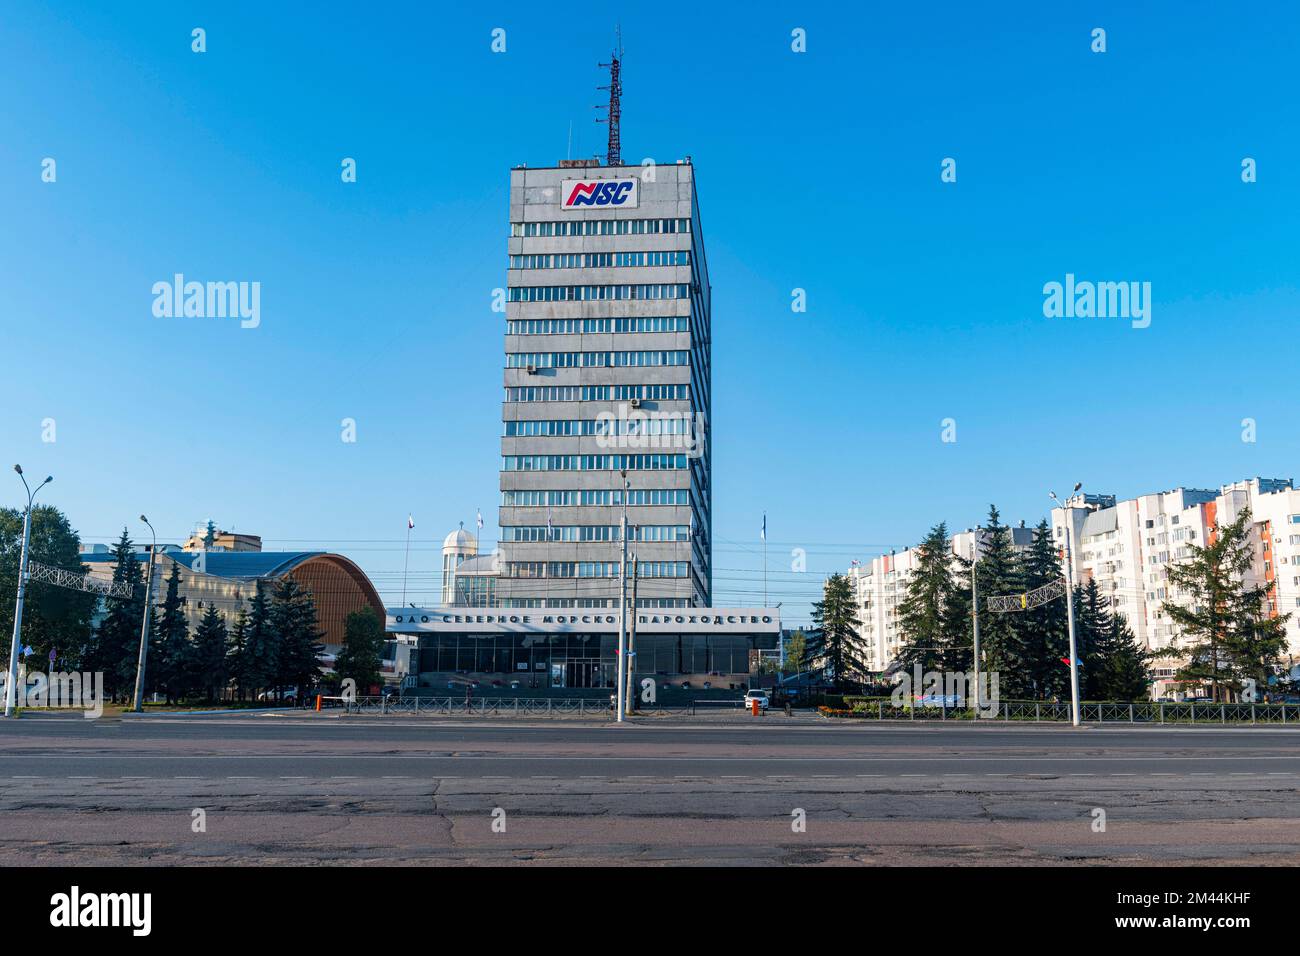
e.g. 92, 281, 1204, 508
510, 217, 690, 238
507, 284, 691, 303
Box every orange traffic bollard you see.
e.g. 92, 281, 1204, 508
315, 694, 322, 712
751, 699, 759, 717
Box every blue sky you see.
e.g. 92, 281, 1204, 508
2, 1, 1297, 626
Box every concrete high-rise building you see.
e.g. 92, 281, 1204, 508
1051, 476, 1300, 694
497, 159, 711, 610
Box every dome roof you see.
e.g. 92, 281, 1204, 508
442, 527, 478, 551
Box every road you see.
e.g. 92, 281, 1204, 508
2, 711, 1298, 865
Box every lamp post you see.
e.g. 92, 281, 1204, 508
5, 465, 53, 718
1050, 483, 1084, 727
131, 515, 157, 713
971, 528, 982, 716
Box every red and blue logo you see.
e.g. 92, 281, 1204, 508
561, 179, 638, 210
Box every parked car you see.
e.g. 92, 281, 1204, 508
743, 688, 770, 711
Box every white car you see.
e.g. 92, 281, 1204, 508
743, 689, 770, 711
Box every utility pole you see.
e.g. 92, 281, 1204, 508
132, 515, 157, 713
971, 529, 981, 715
625, 555, 638, 715
1050, 485, 1084, 727
615, 470, 628, 722
5, 466, 52, 718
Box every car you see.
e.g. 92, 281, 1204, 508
743, 689, 770, 711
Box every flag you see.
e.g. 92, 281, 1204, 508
407, 514, 414, 530
761, 513, 766, 542
476, 509, 484, 530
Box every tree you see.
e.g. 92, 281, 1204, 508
86, 529, 145, 701
1018, 521, 1070, 700
1072, 579, 1109, 700
237, 581, 277, 697
973, 506, 1026, 697
0, 505, 97, 671
1100, 611, 1151, 701
227, 608, 251, 701
191, 604, 230, 702
270, 576, 324, 700
806, 573, 868, 691
335, 606, 385, 693
782, 628, 807, 675
1165, 509, 1291, 701
149, 563, 193, 703
202, 520, 216, 549
895, 523, 961, 673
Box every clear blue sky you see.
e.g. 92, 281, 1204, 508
2, 1, 1297, 627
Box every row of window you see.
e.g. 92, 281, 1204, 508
507, 350, 689, 369
505, 384, 689, 403
505, 561, 691, 579
502, 525, 691, 543
510, 251, 689, 270
511, 218, 690, 238
508, 284, 690, 303
503, 417, 695, 437
507, 317, 689, 335
502, 454, 690, 472
502, 489, 690, 507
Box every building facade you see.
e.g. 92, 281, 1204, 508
497, 159, 712, 611
1050, 477, 1300, 691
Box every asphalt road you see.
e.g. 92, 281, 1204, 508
2, 711, 1298, 865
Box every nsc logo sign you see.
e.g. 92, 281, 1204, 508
561, 179, 638, 210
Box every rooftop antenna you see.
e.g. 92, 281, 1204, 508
567, 119, 573, 161
596, 27, 623, 166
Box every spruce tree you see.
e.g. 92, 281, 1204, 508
1072, 579, 1108, 700
240, 581, 277, 697
150, 563, 192, 703
227, 608, 250, 701
335, 606, 385, 693
806, 573, 868, 692
1100, 610, 1151, 700
895, 523, 959, 673
87, 529, 145, 700
270, 576, 324, 700
937, 554, 973, 672
191, 604, 230, 702
1019, 521, 1070, 699
973, 506, 1026, 697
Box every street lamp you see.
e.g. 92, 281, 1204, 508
131, 515, 157, 713
5, 465, 53, 718
1050, 483, 1084, 727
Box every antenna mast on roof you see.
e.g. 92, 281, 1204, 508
596, 27, 623, 166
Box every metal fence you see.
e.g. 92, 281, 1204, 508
339, 696, 700, 718
829, 697, 1300, 724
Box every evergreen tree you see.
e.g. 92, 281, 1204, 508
270, 576, 324, 700
1166, 509, 1290, 701
937, 554, 973, 672
87, 529, 145, 701
335, 606, 385, 693
150, 563, 192, 703
1018, 521, 1070, 699
239, 581, 277, 696
895, 523, 959, 673
1072, 579, 1109, 700
227, 608, 251, 701
806, 573, 868, 691
202, 520, 216, 549
1100, 610, 1151, 700
191, 604, 230, 702
973, 507, 1026, 697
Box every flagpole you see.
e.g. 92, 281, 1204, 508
402, 518, 412, 607
763, 513, 768, 608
